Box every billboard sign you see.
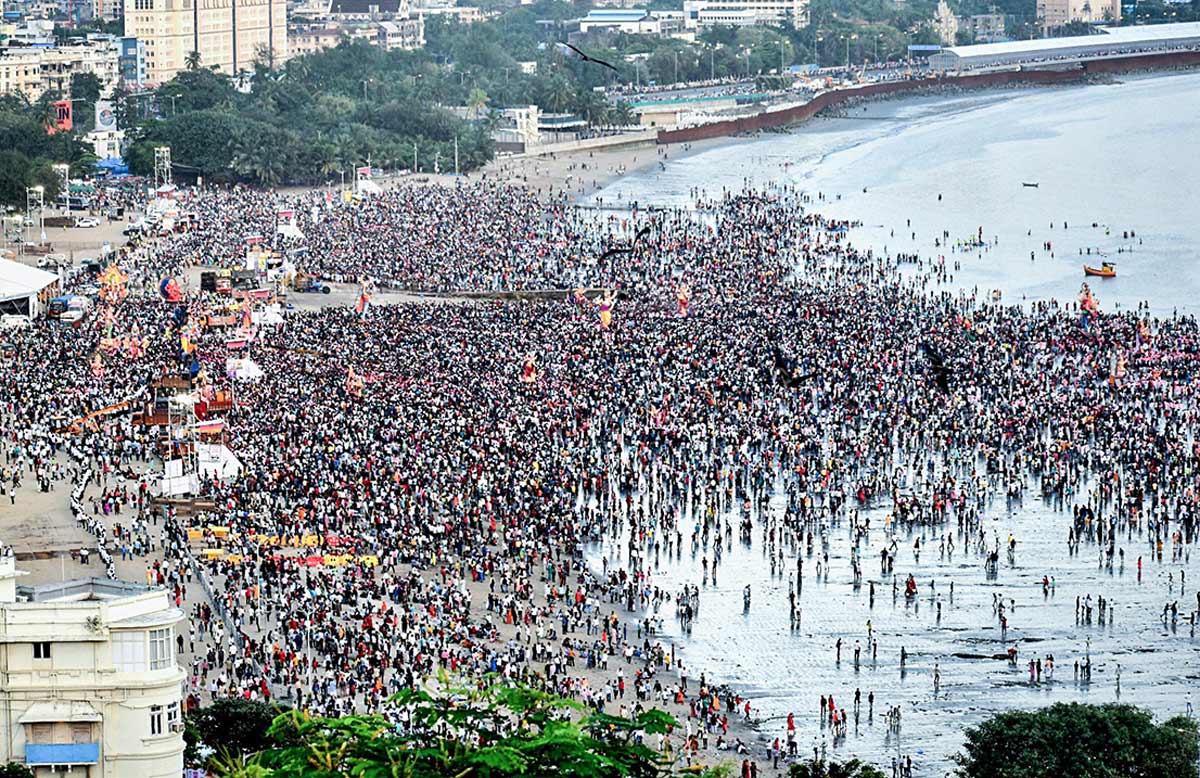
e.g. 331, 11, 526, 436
94, 100, 117, 132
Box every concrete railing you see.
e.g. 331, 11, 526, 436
508, 130, 659, 159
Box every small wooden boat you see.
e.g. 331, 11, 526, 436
1083, 262, 1116, 278
1022, 182, 1039, 188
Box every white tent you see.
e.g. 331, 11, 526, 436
355, 178, 382, 196
196, 443, 243, 480
159, 444, 242, 496
0, 259, 59, 318
160, 459, 199, 497
226, 356, 265, 381
276, 223, 305, 241
252, 306, 285, 327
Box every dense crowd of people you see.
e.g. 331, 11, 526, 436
2, 178, 1199, 775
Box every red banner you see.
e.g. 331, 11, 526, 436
49, 100, 73, 133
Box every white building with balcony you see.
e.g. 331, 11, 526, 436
0, 549, 185, 778
682, 0, 808, 28
0, 41, 122, 101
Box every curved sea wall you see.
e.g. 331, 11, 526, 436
656, 49, 1200, 145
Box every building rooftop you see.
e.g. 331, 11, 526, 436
18, 577, 155, 603
581, 8, 652, 20
937, 20, 1200, 61
329, 0, 404, 14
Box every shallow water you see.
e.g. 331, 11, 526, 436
592, 70, 1200, 317
584, 72, 1200, 774
588, 482, 1200, 773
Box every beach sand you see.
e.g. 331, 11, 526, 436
0, 132, 778, 774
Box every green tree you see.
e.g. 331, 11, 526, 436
467, 86, 490, 120
955, 703, 1200, 778
541, 75, 576, 114
209, 681, 680, 778
185, 50, 202, 71
789, 758, 886, 778
70, 72, 102, 105
158, 68, 235, 114
192, 698, 289, 761
0, 763, 34, 778
0, 151, 33, 207
612, 101, 636, 127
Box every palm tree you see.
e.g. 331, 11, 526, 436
467, 86, 489, 121
612, 101, 636, 128
315, 144, 342, 178
543, 76, 575, 114
185, 50, 201, 71
232, 136, 286, 188
582, 92, 610, 128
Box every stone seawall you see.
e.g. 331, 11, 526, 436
656, 50, 1200, 145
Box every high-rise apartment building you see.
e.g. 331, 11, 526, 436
1036, 0, 1119, 30
125, 0, 287, 84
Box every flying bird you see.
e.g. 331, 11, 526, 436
559, 42, 619, 73
598, 224, 653, 262
919, 341, 953, 393
771, 345, 818, 388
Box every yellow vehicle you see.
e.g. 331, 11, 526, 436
291, 272, 331, 295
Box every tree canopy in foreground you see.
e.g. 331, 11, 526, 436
955, 702, 1199, 778
206, 679, 731, 778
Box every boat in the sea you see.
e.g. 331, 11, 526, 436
1022, 182, 1039, 188
1083, 262, 1116, 278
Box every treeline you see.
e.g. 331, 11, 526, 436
121, 52, 495, 187
0, 74, 103, 208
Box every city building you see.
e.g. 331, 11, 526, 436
287, 25, 348, 56
377, 18, 423, 48
326, 0, 408, 20
578, 8, 662, 34
0, 39, 121, 100
410, 5, 483, 24
493, 105, 541, 151
286, 16, 423, 57
928, 20, 1200, 70
119, 35, 147, 85
5, 19, 56, 45
958, 13, 1007, 43
1037, 0, 1120, 30
681, 0, 807, 30
93, 0, 124, 24
0, 550, 186, 777
123, 0, 287, 84
933, 0, 959, 45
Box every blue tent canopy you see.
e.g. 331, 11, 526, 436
94, 158, 130, 176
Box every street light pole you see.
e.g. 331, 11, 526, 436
780, 40, 785, 73
673, 51, 678, 84
25, 185, 44, 251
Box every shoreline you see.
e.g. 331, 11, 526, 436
451, 63, 1200, 202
